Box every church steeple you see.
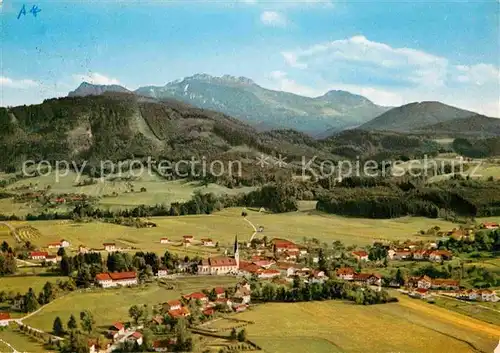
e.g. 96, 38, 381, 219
234, 234, 239, 268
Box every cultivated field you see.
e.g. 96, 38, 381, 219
23, 276, 238, 332
432, 296, 500, 326
236, 299, 500, 353
3, 208, 472, 257
0, 223, 11, 243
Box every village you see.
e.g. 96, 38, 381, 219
0, 216, 499, 352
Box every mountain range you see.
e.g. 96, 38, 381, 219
69, 74, 390, 134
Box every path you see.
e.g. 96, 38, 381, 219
437, 294, 500, 314
15, 259, 40, 267
0, 338, 20, 353
0, 222, 20, 243
244, 218, 258, 243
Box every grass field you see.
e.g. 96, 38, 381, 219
0, 224, 12, 243
236, 298, 499, 353
3, 171, 255, 212
0, 275, 70, 294
23, 276, 238, 332
4, 208, 471, 257
0, 327, 48, 353
432, 296, 500, 326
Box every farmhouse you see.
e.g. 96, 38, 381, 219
272, 238, 299, 253
160, 238, 170, 244
351, 250, 369, 261
183, 292, 209, 305
275, 262, 300, 277
412, 249, 428, 260
391, 250, 412, 261
167, 306, 190, 319
29, 251, 48, 260
78, 245, 89, 254
257, 269, 281, 279
214, 287, 226, 299
103, 243, 117, 252
163, 300, 182, 312
408, 275, 432, 289
0, 312, 10, 327
336, 267, 355, 281
201, 238, 215, 247
482, 222, 499, 230
157, 268, 169, 278
410, 288, 430, 299
353, 273, 382, 286
95, 272, 138, 288
152, 340, 170, 352
108, 322, 125, 340
478, 289, 498, 302
428, 250, 453, 262
457, 289, 478, 301
127, 332, 143, 346
183, 235, 194, 243
47, 239, 70, 249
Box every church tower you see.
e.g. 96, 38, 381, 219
233, 234, 239, 268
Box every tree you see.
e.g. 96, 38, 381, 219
80, 310, 95, 334
23, 288, 39, 313
67, 314, 78, 331
129, 305, 143, 325
237, 329, 247, 342
1, 241, 9, 253
57, 247, 66, 257
53, 316, 65, 336
42, 281, 56, 303
230, 328, 237, 340
61, 331, 88, 353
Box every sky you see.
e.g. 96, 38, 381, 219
1, 0, 499, 116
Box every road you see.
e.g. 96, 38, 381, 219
0, 222, 20, 243
243, 217, 258, 243
0, 338, 20, 353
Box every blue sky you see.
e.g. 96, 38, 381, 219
1, 0, 499, 116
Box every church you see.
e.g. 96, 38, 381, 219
198, 235, 240, 275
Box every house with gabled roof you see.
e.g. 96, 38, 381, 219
351, 250, 369, 261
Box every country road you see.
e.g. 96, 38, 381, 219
0, 222, 20, 243
244, 217, 258, 243
0, 338, 20, 353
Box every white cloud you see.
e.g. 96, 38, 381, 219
260, 11, 287, 27
72, 72, 120, 85
0, 76, 39, 89
278, 35, 500, 117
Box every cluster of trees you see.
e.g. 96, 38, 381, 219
252, 278, 396, 305
229, 328, 247, 342
317, 179, 500, 219
52, 311, 95, 337
0, 240, 16, 275
438, 229, 500, 254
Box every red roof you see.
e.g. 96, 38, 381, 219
416, 288, 429, 294
201, 238, 213, 242
111, 322, 124, 331
166, 300, 181, 307
352, 250, 368, 257
109, 271, 137, 281
47, 242, 62, 246
203, 308, 215, 316
214, 287, 225, 294
184, 292, 207, 300
96, 273, 112, 281
30, 251, 48, 258
336, 267, 355, 275
168, 307, 190, 318
103, 243, 115, 246
430, 250, 452, 256
131, 331, 142, 339
183, 235, 193, 238
0, 312, 11, 320
260, 269, 280, 275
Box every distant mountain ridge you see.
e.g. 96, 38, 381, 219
417, 114, 500, 137
68, 82, 131, 97
68, 74, 390, 134
359, 101, 479, 133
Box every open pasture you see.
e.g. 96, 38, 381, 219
0, 223, 12, 242
0, 275, 69, 294
4, 208, 475, 256
4, 171, 255, 211
236, 299, 500, 353
0, 326, 48, 353
23, 276, 238, 332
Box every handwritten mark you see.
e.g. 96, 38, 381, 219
17, 4, 41, 19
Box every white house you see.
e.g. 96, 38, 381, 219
479, 290, 498, 302
103, 243, 116, 252
127, 332, 143, 346
201, 238, 215, 247
0, 313, 10, 327
157, 268, 169, 278
47, 239, 70, 249
336, 267, 355, 281
29, 251, 48, 260
96, 272, 137, 288
257, 269, 280, 279
197, 257, 239, 275
160, 238, 170, 244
